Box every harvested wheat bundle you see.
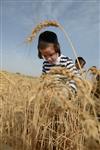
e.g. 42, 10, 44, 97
87, 67, 100, 99
86, 67, 100, 121
0, 69, 100, 150
88, 66, 100, 75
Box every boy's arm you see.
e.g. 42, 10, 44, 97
66, 58, 80, 93
66, 58, 80, 76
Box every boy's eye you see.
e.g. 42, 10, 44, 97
50, 54, 53, 57
43, 53, 55, 58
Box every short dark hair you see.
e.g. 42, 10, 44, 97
75, 57, 86, 65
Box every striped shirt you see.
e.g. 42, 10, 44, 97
42, 54, 79, 92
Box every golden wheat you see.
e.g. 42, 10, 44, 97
0, 69, 100, 150
26, 20, 59, 42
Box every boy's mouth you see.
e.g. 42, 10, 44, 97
48, 59, 57, 64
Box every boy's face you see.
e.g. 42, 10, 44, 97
40, 44, 59, 64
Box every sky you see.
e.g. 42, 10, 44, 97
0, 0, 100, 76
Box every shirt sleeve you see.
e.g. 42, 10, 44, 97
42, 63, 46, 74
66, 58, 80, 92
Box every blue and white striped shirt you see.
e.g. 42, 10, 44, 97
42, 54, 79, 92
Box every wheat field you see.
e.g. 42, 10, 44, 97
0, 68, 100, 150
0, 20, 100, 150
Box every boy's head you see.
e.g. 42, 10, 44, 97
37, 31, 61, 64
75, 57, 86, 69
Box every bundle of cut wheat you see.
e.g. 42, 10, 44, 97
0, 69, 100, 150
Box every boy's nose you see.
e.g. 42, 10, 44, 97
47, 57, 53, 63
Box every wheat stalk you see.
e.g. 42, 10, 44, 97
26, 20, 59, 42
88, 66, 100, 75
